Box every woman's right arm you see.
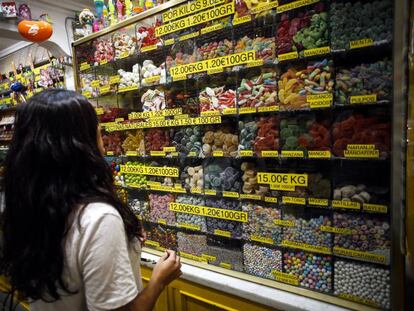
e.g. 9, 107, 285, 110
114, 250, 182, 311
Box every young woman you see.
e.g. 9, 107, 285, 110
1, 89, 181, 311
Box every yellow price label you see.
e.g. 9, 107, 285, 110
250, 235, 274, 245
257, 172, 308, 186
278, 51, 298, 62
232, 15, 252, 25
240, 150, 253, 157
162, 0, 225, 22
282, 196, 306, 205
350, 94, 377, 104
349, 38, 374, 49
169, 202, 248, 222
303, 46, 331, 57
281, 240, 332, 255
333, 247, 386, 264
272, 270, 299, 286
156, 2, 235, 36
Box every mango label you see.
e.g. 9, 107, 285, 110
308, 150, 331, 158
272, 270, 299, 286
349, 38, 374, 49
170, 202, 248, 222
333, 247, 386, 264
257, 172, 308, 187
261, 150, 279, 157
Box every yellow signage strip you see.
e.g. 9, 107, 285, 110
169, 202, 248, 222
129, 108, 182, 120
257, 172, 308, 186
106, 115, 221, 132
162, 0, 225, 22
333, 247, 387, 265
120, 165, 179, 177
169, 50, 255, 77
156, 2, 235, 37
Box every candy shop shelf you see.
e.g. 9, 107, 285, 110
141, 247, 375, 311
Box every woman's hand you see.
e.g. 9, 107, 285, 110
138, 227, 146, 247
150, 250, 182, 288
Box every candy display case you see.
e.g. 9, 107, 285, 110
73, 0, 407, 309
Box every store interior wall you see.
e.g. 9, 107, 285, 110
0, 0, 92, 75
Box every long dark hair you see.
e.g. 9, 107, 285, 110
1, 89, 140, 302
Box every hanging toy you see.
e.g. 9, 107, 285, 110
17, 4, 31, 21
125, 0, 132, 17
102, 4, 108, 27
79, 8, 95, 35
18, 20, 53, 42
94, 0, 104, 21
108, 0, 117, 26
116, 0, 124, 21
